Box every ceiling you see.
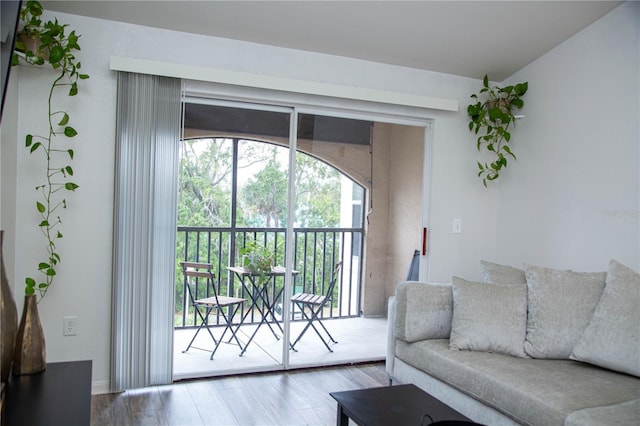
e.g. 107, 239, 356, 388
42, 1, 621, 81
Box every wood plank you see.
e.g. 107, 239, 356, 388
186, 379, 240, 425
158, 383, 205, 425
91, 362, 386, 425
91, 393, 134, 426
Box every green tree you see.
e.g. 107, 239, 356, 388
240, 157, 288, 227
294, 153, 341, 228
178, 138, 233, 226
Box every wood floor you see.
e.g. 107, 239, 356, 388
91, 361, 388, 425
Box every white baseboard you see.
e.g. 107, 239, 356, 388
91, 380, 111, 395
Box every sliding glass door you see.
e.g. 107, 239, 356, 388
174, 98, 398, 380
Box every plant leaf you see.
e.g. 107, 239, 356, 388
58, 113, 69, 126
65, 182, 79, 191
69, 81, 78, 96
48, 45, 64, 64
30, 142, 42, 153
503, 145, 517, 160
515, 82, 528, 96
64, 126, 77, 137
36, 201, 45, 213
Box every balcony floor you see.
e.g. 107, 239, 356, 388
173, 316, 387, 381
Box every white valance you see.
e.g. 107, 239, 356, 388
109, 56, 458, 113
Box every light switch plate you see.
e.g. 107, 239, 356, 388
452, 218, 462, 233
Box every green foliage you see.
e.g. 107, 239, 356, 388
241, 157, 288, 227
467, 74, 527, 187
12, 1, 89, 299
239, 238, 276, 285
294, 154, 340, 227
178, 138, 233, 227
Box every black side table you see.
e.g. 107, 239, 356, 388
3, 360, 92, 426
330, 384, 475, 426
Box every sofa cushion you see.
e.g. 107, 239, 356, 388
524, 265, 606, 359
564, 398, 640, 426
395, 339, 640, 426
449, 277, 527, 358
570, 259, 640, 377
394, 281, 453, 343
480, 260, 526, 285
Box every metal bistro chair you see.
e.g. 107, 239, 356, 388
290, 261, 343, 352
181, 262, 247, 359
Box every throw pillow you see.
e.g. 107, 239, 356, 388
481, 260, 526, 285
571, 259, 640, 377
393, 281, 453, 342
524, 265, 606, 359
449, 277, 528, 358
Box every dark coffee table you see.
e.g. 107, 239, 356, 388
330, 384, 475, 426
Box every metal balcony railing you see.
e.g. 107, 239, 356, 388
175, 227, 363, 329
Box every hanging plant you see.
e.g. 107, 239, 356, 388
467, 74, 527, 186
12, 1, 89, 300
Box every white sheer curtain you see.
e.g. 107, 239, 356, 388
111, 72, 181, 391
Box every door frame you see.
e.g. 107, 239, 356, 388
176, 89, 435, 378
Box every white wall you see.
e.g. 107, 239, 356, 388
494, 1, 639, 272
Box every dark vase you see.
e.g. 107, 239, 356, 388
13, 294, 46, 375
1, 230, 18, 382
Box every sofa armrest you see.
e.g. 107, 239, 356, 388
394, 281, 453, 342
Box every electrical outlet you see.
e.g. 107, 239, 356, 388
63, 316, 77, 336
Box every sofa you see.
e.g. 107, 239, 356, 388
386, 259, 640, 426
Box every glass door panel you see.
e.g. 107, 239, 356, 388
175, 100, 292, 379
288, 112, 369, 367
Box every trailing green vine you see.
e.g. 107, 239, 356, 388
12, 1, 89, 300
468, 75, 527, 186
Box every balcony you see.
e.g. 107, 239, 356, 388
173, 227, 385, 378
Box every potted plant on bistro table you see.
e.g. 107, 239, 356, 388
239, 239, 275, 286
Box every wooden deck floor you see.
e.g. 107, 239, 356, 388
91, 361, 388, 425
